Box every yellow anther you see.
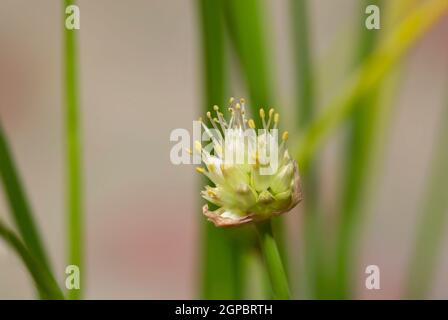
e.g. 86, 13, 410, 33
240, 98, 245, 104
207, 163, 216, 172
207, 189, 217, 198
253, 152, 260, 165
186, 148, 193, 155
196, 167, 205, 174
213, 105, 219, 111
198, 117, 203, 122
282, 131, 289, 141
235, 103, 241, 110
274, 113, 279, 123
248, 119, 256, 129
259, 108, 265, 118
194, 141, 202, 152
206, 111, 211, 118
213, 118, 219, 123
220, 163, 225, 173
269, 108, 274, 118
229, 97, 235, 104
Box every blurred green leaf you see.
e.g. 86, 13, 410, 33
0, 219, 64, 299
0, 123, 53, 278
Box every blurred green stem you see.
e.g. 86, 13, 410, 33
334, 0, 382, 299
224, 0, 273, 124
406, 93, 448, 299
224, 0, 289, 290
291, 0, 314, 129
198, 0, 246, 299
256, 221, 290, 300
290, 0, 323, 299
64, 0, 83, 300
0, 219, 64, 300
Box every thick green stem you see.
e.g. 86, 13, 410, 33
197, 0, 246, 299
256, 221, 290, 300
64, 0, 83, 300
0, 219, 64, 300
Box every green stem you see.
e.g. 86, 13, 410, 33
225, 0, 289, 291
64, 0, 83, 300
255, 221, 290, 300
198, 0, 245, 299
0, 219, 64, 300
224, 0, 273, 125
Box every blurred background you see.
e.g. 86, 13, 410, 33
0, 0, 447, 299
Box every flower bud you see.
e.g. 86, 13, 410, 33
195, 98, 302, 227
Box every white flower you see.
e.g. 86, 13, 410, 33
193, 98, 302, 227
